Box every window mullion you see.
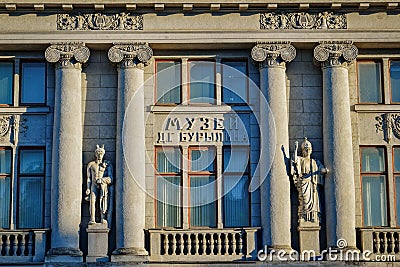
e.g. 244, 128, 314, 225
182, 145, 189, 229
216, 57, 222, 105
13, 59, 20, 107
388, 146, 396, 227
216, 144, 223, 228
383, 58, 391, 104
10, 146, 17, 229
181, 58, 188, 105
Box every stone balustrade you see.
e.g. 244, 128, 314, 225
0, 230, 47, 263
359, 228, 400, 260
148, 228, 258, 261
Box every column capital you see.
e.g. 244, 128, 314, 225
45, 42, 90, 69
314, 41, 358, 68
108, 42, 153, 69
251, 42, 296, 68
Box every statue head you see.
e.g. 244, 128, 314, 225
95, 144, 105, 161
301, 137, 312, 157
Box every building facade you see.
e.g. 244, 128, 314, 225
0, 0, 399, 265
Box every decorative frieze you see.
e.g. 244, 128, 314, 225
375, 113, 400, 143
57, 13, 143, 31
45, 42, 90, 68
260, 12, 347, 30
251, 42, 296, 68
313, 41, 358, 68
108, 43, 153, 68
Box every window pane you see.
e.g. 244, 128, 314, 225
0, 149, 11, 174
18, 177, 44, 228
361, 147, 385, 172
189, 61, 215, 104
157, 148, 180, 173
190, 176, 216, 227
223, 147, 249, 173
20, 150, 44, 174
394, 148, 400, 172
223, 175, 249, 227
0, 177, 10, 228
157, 176, 181, 227
396, 176, 400, 226
222, 61, 247, 104
21, 62, 46, 104
190, 148, 215, 172
358, 62, 382, 103
0, 62, 13, 105
156, 61, 181, 104
362, 175, 387, 226
391, 61, 400, 102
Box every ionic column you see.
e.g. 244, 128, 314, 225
108, 43, 153, 261
45, 43, 90, 261
313, 41, 358, 249
251, 42, 296, 252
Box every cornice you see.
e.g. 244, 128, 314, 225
0, 1, 398, 12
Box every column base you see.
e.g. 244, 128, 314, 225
45, 247, 83, 263
111, 247, 148, 262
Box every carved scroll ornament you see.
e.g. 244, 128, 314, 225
251, 42, 296, 68
313, 41, 358, 67
376, 113, 400, 143
108, 43, 153, 68
45, 42, 90, 68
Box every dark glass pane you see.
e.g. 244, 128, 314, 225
157, 148, 180, 173
157, 176, 181, 227
396, 176, 400, 226
0, 62, 13, 105
222, 61, 247, 104
394, 148, 400, 172
358, 62, 382, 103
189, 61, 215, 104
391, 61, 400, 102
223, 147, 249, 173
361, 147, 385, 172
0, 149, 11, 174
21, 62, 46, 104
190, 175, 216, 227
18, 177, 44, 228
190, 148, 215, 172
223, 175, 249, 227
20, 150, 44, 174
0, 177, 10, 228
362, 175, 387, 226
156, 61, 181, 104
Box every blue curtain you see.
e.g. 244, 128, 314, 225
190, 176, 216, 227
0, 177, 10, 228
157, 176, 181, 227
223, 175, 249, 227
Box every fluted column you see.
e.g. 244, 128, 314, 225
45, 43, 90, 261
251, 42, 296, 252
108, 43, 153, 262
314, 41, 358, 249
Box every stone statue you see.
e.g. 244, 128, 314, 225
85, 144, 114, 226
291, 137, 327, 223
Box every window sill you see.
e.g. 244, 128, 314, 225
353, 104, 400, 113
0, 106, 50, 115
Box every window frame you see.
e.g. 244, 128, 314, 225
16, 147, 45, 229
154, 146, 183, 228
188, 146, 217, 228
0, 147, 12, 229
389, 60, 400, 104
221, 59, 249, 105
19, 60, 47, 106
0, 61, 15, 107
357, 60, 384, 104
154, 59, 182, 106
360, 146, 389, 227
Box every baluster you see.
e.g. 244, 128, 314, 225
194, 234, 199, 255
27, 232, 33, 256
11, 235, 18, 256
223, 233, 229, 255
4, 235, 10, 256
373, 232, 380, 253
238, 232, 243, 255
202, 234, 207, 255
171, 234, 176, 255
20, 234, 26, 256
395, 233, 400, 254
210, 233, 215, 255
383, 232, 388, 253
187, 234, 192, 255
217, 233, 221, 255
163, 234, 168, 255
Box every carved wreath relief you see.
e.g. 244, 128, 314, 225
376, 113, 400, 143
260, 12, 347, 30
57, 13, 143, 30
